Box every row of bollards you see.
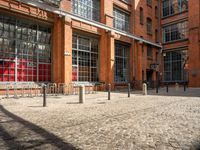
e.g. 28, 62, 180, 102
42, 82, 188, 107
42, 82, 144, 106
42, 84, 86, 107
107, 83, 131, 100
157, 83, 187, 93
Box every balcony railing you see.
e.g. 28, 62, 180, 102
38, 0, 61, 7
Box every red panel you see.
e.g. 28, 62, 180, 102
18, 76, 22, 81
3, 75, 9, 81
23, 69, 28, 75
43, 70, 46, 76
4, 69, 9, 74
4, 62, 9, 67
33, 76, 37, 81
10, 69, 15, 75
22, 76, 27, 81
10, 62, 15, 68
48, 70, 51, 76
10, 76, 15, 81
39, 64, 43, 69
28, 70, 32, 75
39, 76, 43, 81
0, 68, 3, 74
28, 76, 32, 81
33, 69, 37, 75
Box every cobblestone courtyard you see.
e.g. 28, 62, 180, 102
0, 88, 200, 150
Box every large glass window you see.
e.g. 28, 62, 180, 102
115, 43, 129, 83
113, 7, 130, 32
72, 0, 100, 21
38, 0, 61, 7
163, 21, 188, 43
72, 34, 99, 82
164, 50, 188, 82
162, 0, 188, 17
0, 13, 51, 82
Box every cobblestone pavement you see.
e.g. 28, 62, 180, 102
0, 88, 200, 150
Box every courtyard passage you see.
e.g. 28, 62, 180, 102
0, 88, 200, 150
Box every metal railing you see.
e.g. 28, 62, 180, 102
0, 82, 104, 99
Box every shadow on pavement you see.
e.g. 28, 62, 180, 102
0, 105, 79, 150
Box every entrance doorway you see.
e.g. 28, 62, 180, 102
146, 70, 153, 88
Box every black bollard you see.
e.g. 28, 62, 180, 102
43, 85, 46, 107
156, 82, 159, 93
184, 82, 186, 92
128, 83, 130, 97
166, 83, 169, 93
108, 84, 111, 100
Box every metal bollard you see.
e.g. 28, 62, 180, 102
166, 83, 169, 93
184, 82, 186, 92
108, 84, 111, 100
156, 85, 159, 93
43, 85, 47, 107
79, 85, 85, 104
142, 83, 147, 95
128, 83, 130, 97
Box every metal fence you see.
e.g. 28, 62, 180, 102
0, 82, 105, 99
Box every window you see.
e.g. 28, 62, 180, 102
147, 45, 152, 57
147, 0, 152, 7
147, 18, 152, 34
0, 13, 52, 82
72, 34, 99, 82
162, 0, 188, 17
122, 0, 130, 3
140, 7, 144, 25
113, 7, 130, 32
155, 29, 158, 43
115, 43, 129, 83
72, 0, 100, 21
155, 6, 158, 18
164, 50, 188, 82
163, 21, 188, 43
38, 0, 61, 7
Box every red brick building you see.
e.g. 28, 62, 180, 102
0, 0, 198, 89
161, 0, 200, 87
0, 0, 162, 89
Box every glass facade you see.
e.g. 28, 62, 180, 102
0, 13, 51, 82
72, 34, 99, 82
72, 0, 100, 21
162, 0, 188, 17
164, 50, 188, 82
163, 21, 188, 43
38, 0, 61, 7
113, 7, 130, 32
115, 43, 129, 83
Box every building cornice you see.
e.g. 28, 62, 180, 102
16, 0, 162, 48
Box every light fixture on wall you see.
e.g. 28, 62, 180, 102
64, 51, 71, 56
163, 53, 166, 57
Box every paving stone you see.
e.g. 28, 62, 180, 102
0, 88, 200, 149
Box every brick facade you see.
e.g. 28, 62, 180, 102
161, 0, 200, 87
0, 0, 198, 89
